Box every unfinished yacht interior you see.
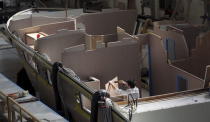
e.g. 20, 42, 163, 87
0, 0, 210, 122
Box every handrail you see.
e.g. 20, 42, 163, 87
7, 97, 40, 122
0, 90, 40, 122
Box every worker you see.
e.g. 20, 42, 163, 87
117, 80, 140, 100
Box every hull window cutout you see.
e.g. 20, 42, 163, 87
80, 78, 100, 114
176, 76, 188, 92
164, 38, 176, 60
80, 93, 91, 114
23, 51, 37, 72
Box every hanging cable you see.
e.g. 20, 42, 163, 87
127, 93, 138, 121
51, 62, 63, 115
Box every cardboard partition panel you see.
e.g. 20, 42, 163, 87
76, 10, 137, 35
31, 16, 69, 26
141, 33, 204, 95
154, 25, 189, 60
85, 33, 117, 50
36, 30, 85, 62
9, 16, 69, 33
18, 20, 76, 42
62, 40, 141, 89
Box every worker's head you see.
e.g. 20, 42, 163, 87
117, 80, 136, 90
125, 80, 136, 89
117, 80, 129, 90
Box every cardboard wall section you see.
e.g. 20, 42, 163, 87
147, 33, 204, 95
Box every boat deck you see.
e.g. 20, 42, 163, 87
117, 89, 210, 122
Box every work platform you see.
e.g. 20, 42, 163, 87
0, 73, 67, 122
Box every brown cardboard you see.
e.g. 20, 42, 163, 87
85, 27, 132, 50
9, 16, 69, 33
62, 39, 141, 89
35, 30, 85, 62
18, 20, 76, 43
137, 33, 204, 95
85, 33, 118, 50
76, 10, 137, 35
